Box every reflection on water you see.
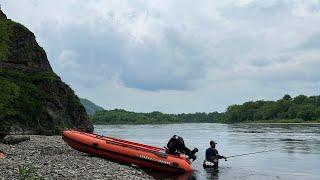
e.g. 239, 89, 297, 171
203, 168, 220, 180
95, 123, 320, 180
146, 171, 198, 180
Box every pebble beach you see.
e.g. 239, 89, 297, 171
0, 135, 153, 180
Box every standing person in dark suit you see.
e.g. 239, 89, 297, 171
203, 140, 227, 168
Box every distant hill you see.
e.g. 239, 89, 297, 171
80, 98, 104, 115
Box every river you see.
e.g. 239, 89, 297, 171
95, 123, 320, 180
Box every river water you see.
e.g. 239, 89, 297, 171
95, 123, 320, 180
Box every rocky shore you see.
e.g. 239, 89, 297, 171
0, 135, 153, 180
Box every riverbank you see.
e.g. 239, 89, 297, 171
240, 119, 320, 124
242, 122, 320, 125
0, 135, 153, 179
93, 120, 320, 125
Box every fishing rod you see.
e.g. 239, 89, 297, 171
226, 149, 278, 159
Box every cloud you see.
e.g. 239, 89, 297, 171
13, 1, 209, 91
2, 0, 320, 112
57, 50, 79, 70
295, 33, 320, 50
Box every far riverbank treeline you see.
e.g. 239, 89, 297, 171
89, 94, 320, 124
91, 109, 223, 124
224, 94, 320, 123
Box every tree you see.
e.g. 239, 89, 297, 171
293, 95, 307, 104
283, 94, 292, 101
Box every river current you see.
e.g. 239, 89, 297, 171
95, 123, 320, 180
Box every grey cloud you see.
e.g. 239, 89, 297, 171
248, 58, 272, 67
235, 51, 320, 84
119, 27, 208, 91
295, 33, 320, 50
222, 0, 294, 25
37, 18, 207, 91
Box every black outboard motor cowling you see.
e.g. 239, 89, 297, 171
167, 135, 185, 154
166, 135, 198, 161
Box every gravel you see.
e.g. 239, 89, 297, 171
0, 135, 154, 180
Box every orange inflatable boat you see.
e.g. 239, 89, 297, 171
63, 130, 195, 174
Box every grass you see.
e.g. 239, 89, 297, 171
18, 165, 43, 180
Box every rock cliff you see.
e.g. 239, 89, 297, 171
0, 9, 93, 135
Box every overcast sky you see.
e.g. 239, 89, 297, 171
2, 0, 320, 113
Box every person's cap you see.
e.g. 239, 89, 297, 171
210, 140, 217, 145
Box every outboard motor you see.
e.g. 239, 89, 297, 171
166, 135, 198, 161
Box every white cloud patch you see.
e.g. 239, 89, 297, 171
57, 50, 79, 70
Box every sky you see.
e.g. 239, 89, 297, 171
2, 0, 320, 113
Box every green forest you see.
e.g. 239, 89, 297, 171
90, 95, 320, 124
91, 109, 223, 124
223, 94, 320, 123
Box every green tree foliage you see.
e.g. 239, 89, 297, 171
0, 69, 45, 132
0, 18, 11, 61
91, 109, 223, 124
282, 94, 292, 101
91, 94, 320, 124
223, 95, 320, 123
0, 68, 77, 133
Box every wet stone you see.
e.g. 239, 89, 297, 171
0, 135, 153, 180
